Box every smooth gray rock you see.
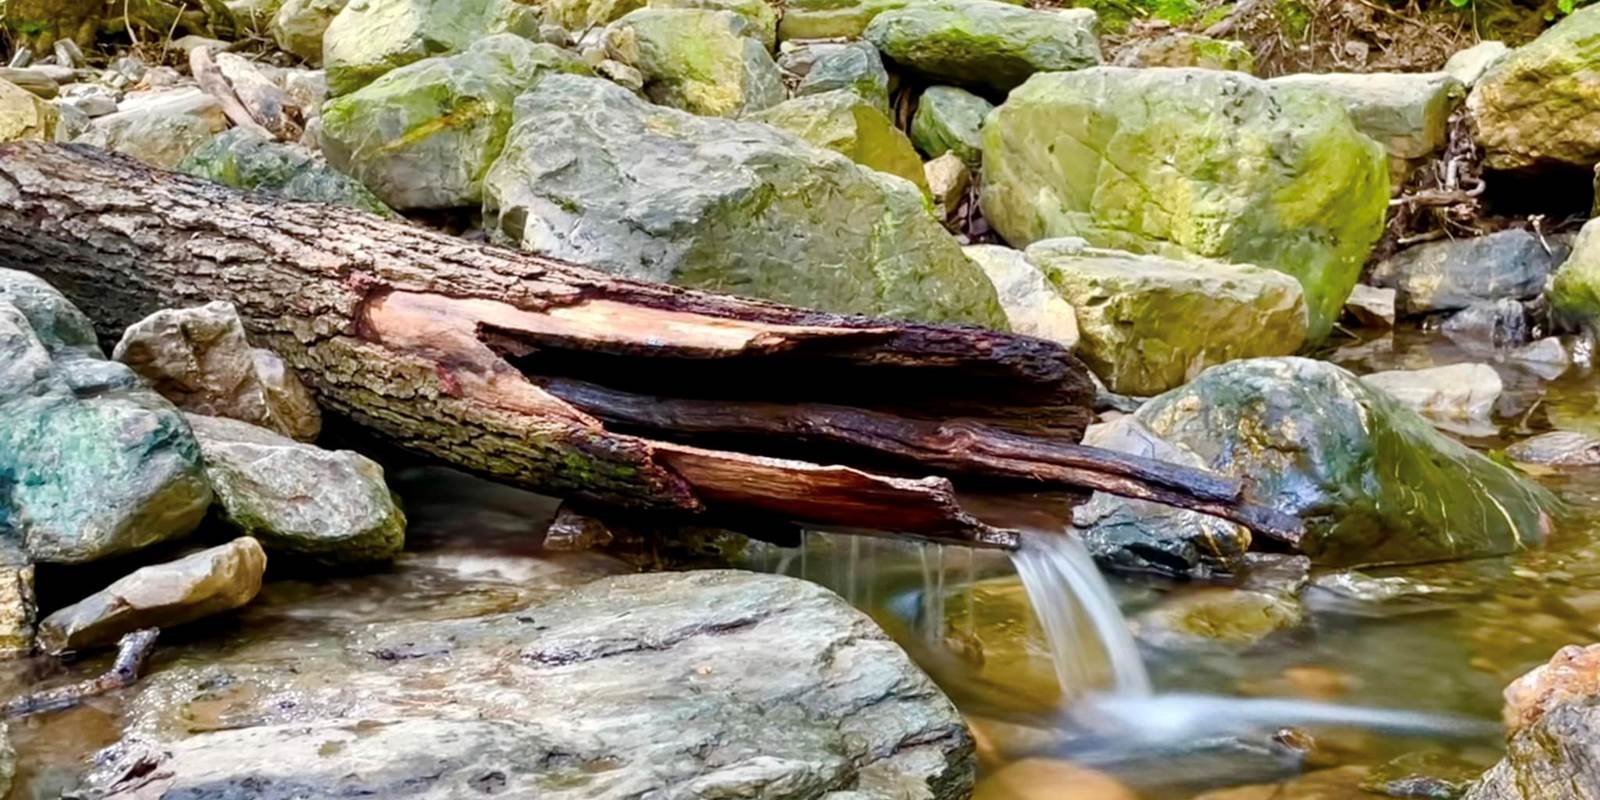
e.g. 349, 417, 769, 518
910, 85, 991, 166
1507, 430, 1600, 467
114, 301, 323, 442
1360, 363, 1503, 431
1371, 229, 1569, 314
1344, 284, 1396, 328
1444, 40, 1508, 87
1441, 298, 1532, 349
792, 40, 890, 113
1268, 71, 1464, 160
88, 571, 976, 799
187, 413, 405, 565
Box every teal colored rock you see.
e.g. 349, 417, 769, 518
0, 270, 212, 565
180, 129, 391, 215
792, 41, 890, 114
321, 0, 540, 96
320, 34, 591, 210
1468, 4, 1600, 171
1027, 238, 1307, 396
981, 67, 1390, 340
864, 0, 1100, 94
1270, 71, 1464, 160
910, 85, 991, 165
271, 0, 350, 64
1136, 357, 1559, 566
1549, 218, 1600, 334
483, 74, 1007, 329
751, 90, 929, 193
650, 0, 777, 52
603, 8, 784, 118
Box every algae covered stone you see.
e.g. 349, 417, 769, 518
778, 0, 915, 42
650, 0, 777, 52
603, 8, 784, 118
791, 40, 890, 113
1468, 5, 1600, 171
76, 87, 228, 168
982, 67, 1389, 340
321, 34, 591, 210
270, 0, 349, 64
321, 0, 539, 95
1136, 357, 1557, 566
1115, 32, 1253, 72
1027, 239, 1307, 396
179, 128, 390, 215
911, 85, 991, 165
484, 74, 1006, 328
751, 90, 929, 193
0, 78, 57, 142
1550, 218, 1600, 334
865, 0, 1100, 94
1269, 71, 1463, 160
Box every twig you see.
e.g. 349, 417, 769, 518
188, 45, 274, 138
2, 629, 160, 719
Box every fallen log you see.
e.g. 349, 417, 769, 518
0, 142, 1302, 550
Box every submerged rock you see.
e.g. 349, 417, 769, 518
178, 129, 390, 215
188, 414, 405, 564
88, 571, 975, 798
0, 270, 212, 565
321, 34, 591, 210
866, 0, 1099, 94
1466, 644, 1600, 800
974, 758, 1137, 800
910, 85, 991, 166
1441, 298, 1531, 349
75, 87, 228, 168
1135, 587, 1302, 652
791, 40, 890, 113
1360, 363, 1502, 431
1507, 431, 1600, 467
1372, 229, 1565, 315
603, 8, 784, 118
113, 301, 322, 442
1026, 239, 1307, 396
962, 245, 1077, 348
1468, 5, 1600, 171
1135, 357, 1557, 566
1363, 751, 1485, 799
484, 74, 1006, 328
38, 537, 266, 653
321, 0, 538, 95
751, 90, 928, 192
982, 67, 1389, 340
1268, 71, 1464, 160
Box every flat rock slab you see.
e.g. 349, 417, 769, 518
89, 570, 974, 799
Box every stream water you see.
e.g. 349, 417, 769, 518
4, 327, 1600, 798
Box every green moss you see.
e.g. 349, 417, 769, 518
1275, 0, 1312, 39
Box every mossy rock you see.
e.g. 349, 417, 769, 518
910, 85, 991, 165
864, 0, 1101, 95
1468, 4, 1600, 171
180, 128, 392, 215
751, 90, 929, 194
322, 0, 540, 96
603, 8, 784, 118
1549, 217, 1600, 333
649, 0, 778, 51
793, 41, 891, 114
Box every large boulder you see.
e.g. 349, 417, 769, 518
270, 0, 349, 64
112, 301, 322, 442
789, 40, 891, 113
962, 245, 1077, 348
483, 74, 1007, 328
37, 537, 266, 653
750, 90, 929, 193
320, 34, 591, 210
602, 8, 784, 118
1268, 71, 1464, 161
321, 0, 538, 96
1026, 238, 1307, 396
864, 0, 1100, 95
0, 270, 212, 565
188, 414, 406, 565
982, 67, 1390, 340
1135, 357, 1557, 566
910, 85, 991, 166
1468, 5, 1600, 172
179, 128, 390, 215
1465, 644, 1600, 800
1549, 218, 1600, 333
1371, 228, 1565, 315
87, 571, 975, 799
75, 87, 228, 168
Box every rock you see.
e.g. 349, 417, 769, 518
1114, 32, 1254, 72
56, 83, 119, 118
751, 90, 928, 192
1509, 337, 1572, 380
271, 0, 349, 64
1362, 751, 1484, 799
75, 87, 228, 169
321, 34, 591, 210
1549, 218, 1600, 333
910, 85, 991, 166
1441, 298, 1531, 350
1465, 644, 1600, 800
1135, 357, 1557, 566
484, 74, 1007, 328
864, 0, 1100, 95
0, 724, 10, 797
0, 270, 212, 565
0, 538, 35, 657
1360, 363, 1503, 430
1072, 416, 1250, 577
777, 0, 915, 42
595, 58, 645, 92
792, 40, 890, 113
925, 152, 969, 214
178, 128, 390, 215
962, 245, 1077, 348
0, 77, 57, 141
544, 0, 645, 33
187, 414, 406, 564
37, 537, 266, 653
603, 8, 784, 118
1443, 40, 1508, 87
1468, 6, 1600, 171
1025, 238, 1307, 396
321, 0, 538, 95
1196, 766, 1374, 800
1307, 570, 1479, 618
112, 301, 322, 442
1372, 229, 1565, 314
1269, 72, 1464, 160
974, 758, 1137, 800
87, 571, 975, 799
1135, 587, 1302, 652
651, 0, 779, 52
982, 68, 1389, 341
1507, 431, 1600, 467
1344, 284, 1396, 328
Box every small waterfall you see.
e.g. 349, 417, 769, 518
1010, 528, 1152, 698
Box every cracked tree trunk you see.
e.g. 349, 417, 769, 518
0, 143, 1302, 551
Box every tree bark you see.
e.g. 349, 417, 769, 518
0, 143, 1302, 551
